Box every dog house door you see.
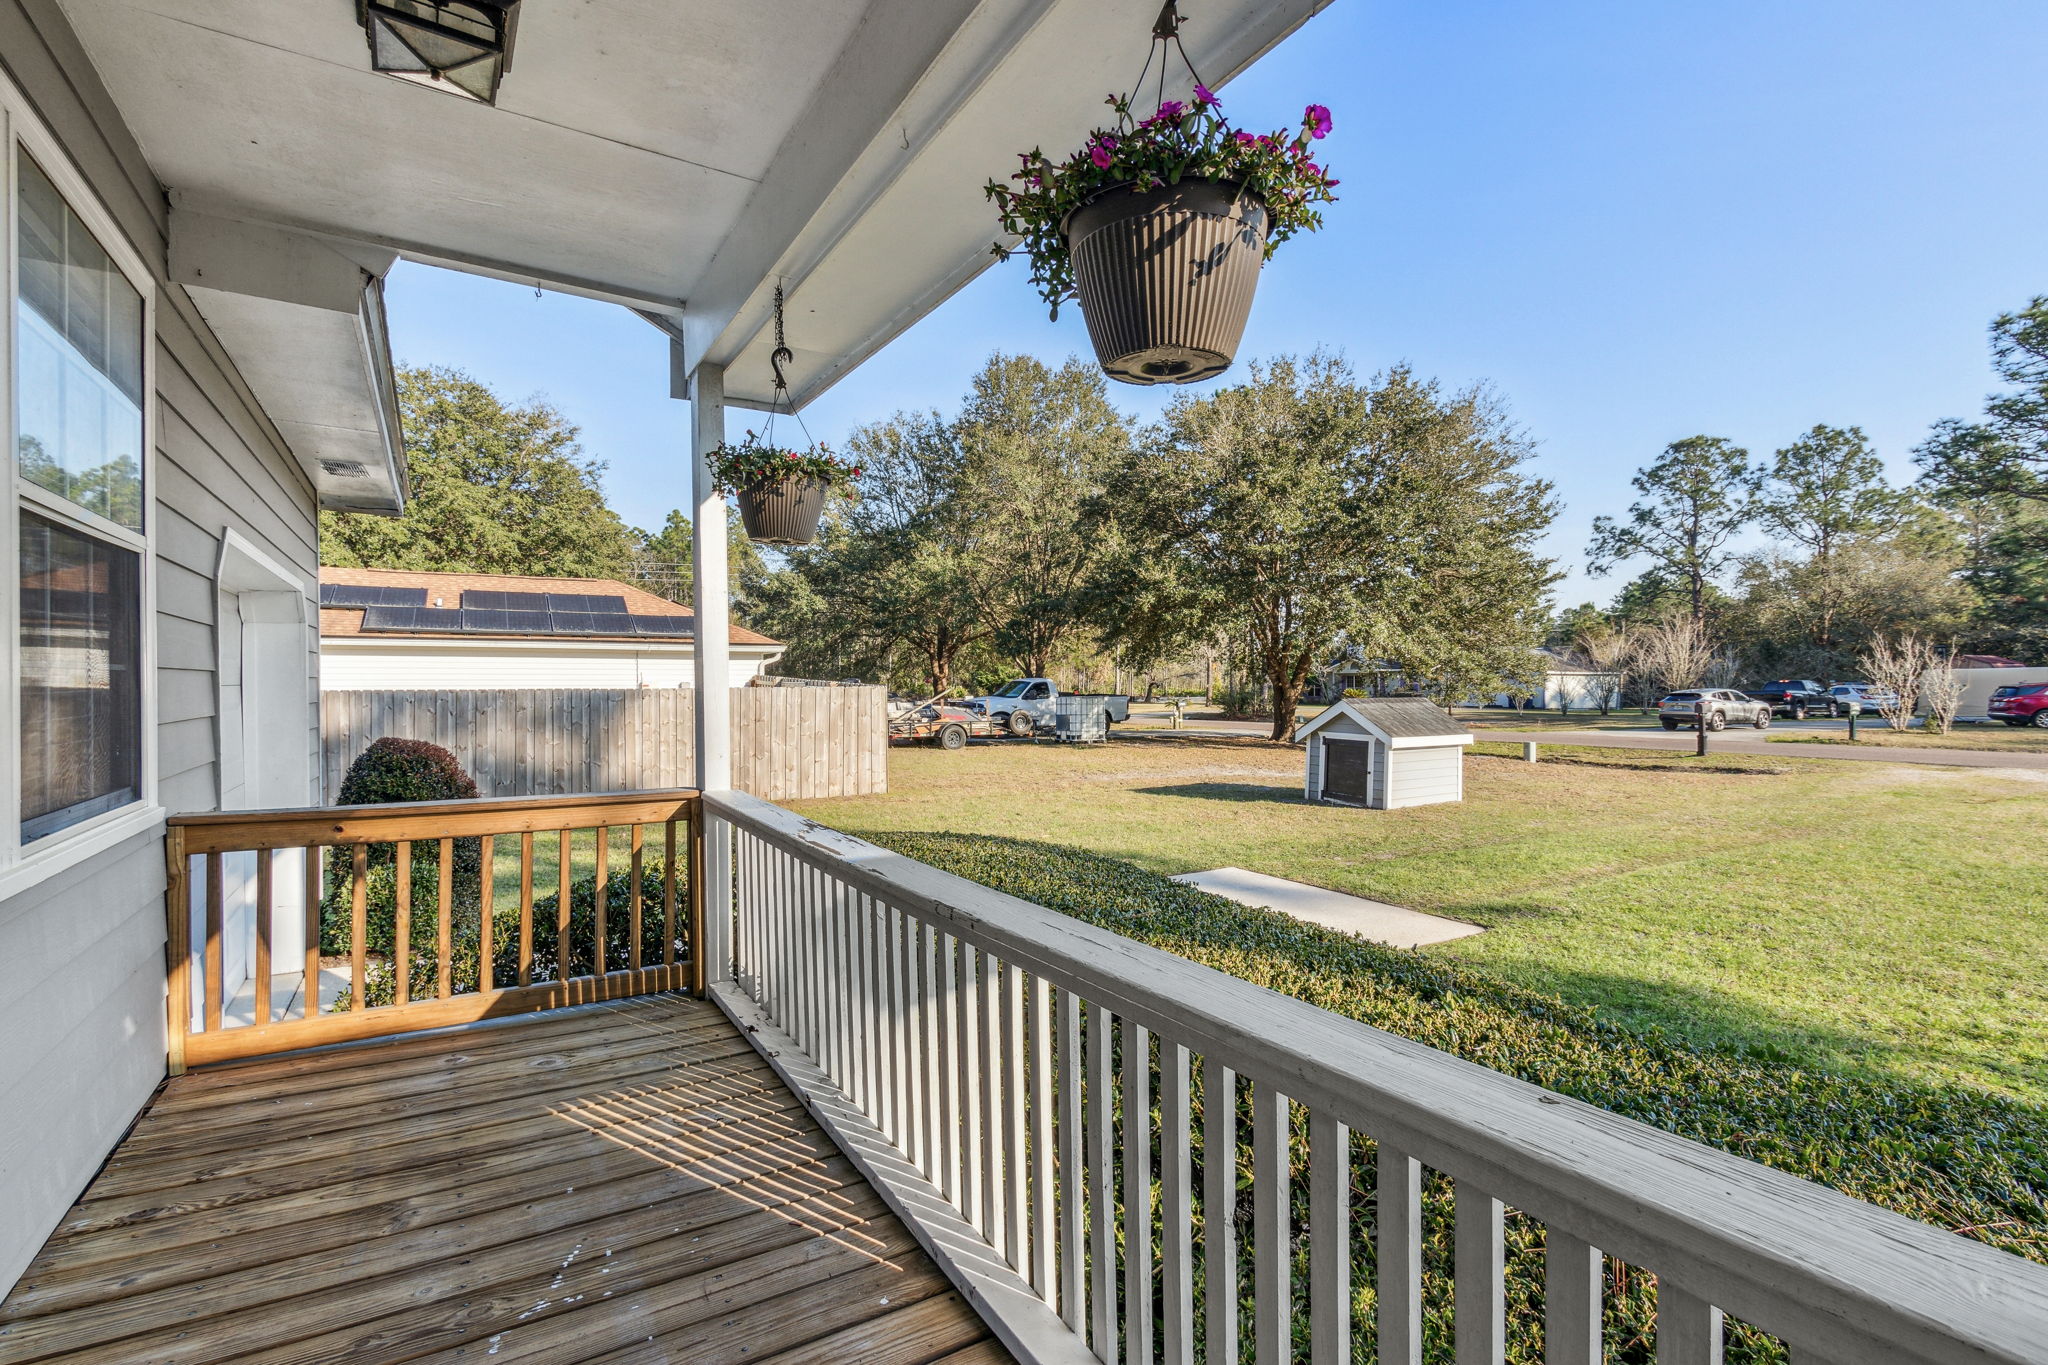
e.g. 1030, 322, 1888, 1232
1323, 738, 1372, 804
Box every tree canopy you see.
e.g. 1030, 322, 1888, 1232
1586, 435, 1758, 625
1097, 355, 1556, 739
322, 365, 638, 577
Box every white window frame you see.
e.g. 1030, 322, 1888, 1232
0, 71, 161, 900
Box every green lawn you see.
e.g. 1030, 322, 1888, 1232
1771, 726, 2048, 753
791, 735, 2048, 1106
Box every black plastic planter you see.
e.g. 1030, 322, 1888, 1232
1063, 178, 1268, 385
736, 476, 828, 546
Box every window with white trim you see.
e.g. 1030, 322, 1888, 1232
1, 86, 155, 872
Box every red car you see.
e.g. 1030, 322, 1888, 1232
1988, 681, 2048, 727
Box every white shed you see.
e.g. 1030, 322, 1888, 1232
1298, 698, 1474, 809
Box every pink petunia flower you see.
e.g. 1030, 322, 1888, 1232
1233, 130, 1258, 145
1193, 84, 1217, 107
1156, 99, 1186, 120
1304, 103, 1332, 139
1090, 144, 1112, 169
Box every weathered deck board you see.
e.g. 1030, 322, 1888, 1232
0, 993, 1010, 1365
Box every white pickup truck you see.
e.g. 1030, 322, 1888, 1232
962, 678, 1132, 737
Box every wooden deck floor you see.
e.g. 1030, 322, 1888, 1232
0, 993, 1011, 1365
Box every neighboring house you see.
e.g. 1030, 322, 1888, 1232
1481, 646, 1622, 710
319, 567, 783, 689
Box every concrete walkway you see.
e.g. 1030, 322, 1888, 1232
1172, 866, 1482, 949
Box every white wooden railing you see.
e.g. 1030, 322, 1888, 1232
698, 792, 2048, 1365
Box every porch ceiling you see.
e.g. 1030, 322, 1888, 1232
59, 0, 1320, 410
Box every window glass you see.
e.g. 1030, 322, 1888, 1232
19, 510, 141, 840
15, 152, 144, 529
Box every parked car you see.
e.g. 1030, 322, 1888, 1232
1659, 689, 1772, 731
960, 678, 1132, 737
1988, 681, 2048, 727
1743, 680, 1838, 719
1825, 682, 1898, 712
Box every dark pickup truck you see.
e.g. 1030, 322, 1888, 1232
1743, 680, 1839, 719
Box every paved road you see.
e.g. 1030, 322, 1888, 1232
1122, 717, 2048, 770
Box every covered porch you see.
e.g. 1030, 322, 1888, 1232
5, 787, 2044, 1364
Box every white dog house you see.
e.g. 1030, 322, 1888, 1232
1299, 698, 1474, 809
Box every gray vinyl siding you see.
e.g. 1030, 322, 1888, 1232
1386, 745, 1464, 809
0, 0, 321, 1292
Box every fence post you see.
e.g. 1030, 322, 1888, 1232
163, 825, 189, 1076
1522, 742, 1539, 764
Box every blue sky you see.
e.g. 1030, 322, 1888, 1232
385, 0, 2048, 609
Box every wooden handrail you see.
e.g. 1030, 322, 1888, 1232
168, 788, 699, 854
703, 789, 2048, 1365
164, 790, 701, 1069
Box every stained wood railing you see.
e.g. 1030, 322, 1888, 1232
165, 789, 700, 1068
700, 791, 2048, 1365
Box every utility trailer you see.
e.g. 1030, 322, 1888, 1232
886, 690, 1002, 749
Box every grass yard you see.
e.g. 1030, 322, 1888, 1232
1772, 726, 2048, 753
791, 735, 2048, 1107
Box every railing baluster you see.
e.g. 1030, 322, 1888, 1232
904, 908, 926, 1166
629, 823, 643, 973
438, 836, 454, 997
662, 816, 677, 970
393, 840, 411, 1006
980, 947, 1003, 1245
855, 888, 877, 1117
164, 829, 191, 1071
253, 847, 273, 1025
1253, 1083, 1290, 1365
302, 843, 320, 1021
960, 938, 985, 1233
1545, 1229, 1601, 1365
1059, 986, 1086, 1336
1086, 999, 1114, 1362
1162, 1041, 1194, 1365
924, 923, 945, 1187
1455, 1179, 1505, 1365
1004, 962, 1029, 1274
478, 834, 494, 993
1377, 1143, 1423, 1365
1204, 1061, 1238, 1365
939, 931, 962, 1206
518, 831, 534, 987
592, 825, 608, 978
203, 850, 224, 1031
556, 829, 572, 983
1031, 974, 1057, 1302
348, 844, 368, 1011
1124, 1018, 1154, 1365
1656, 1284, 1723, 1365
1310, 1110, 1350, 1365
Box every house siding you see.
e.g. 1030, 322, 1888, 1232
1387, 745, 1464, 809
321, 640, 777, 691
0, 0, 321, 1293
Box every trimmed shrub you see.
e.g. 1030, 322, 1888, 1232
337, 737, 479, 806
869, 830, 2046, 1362
322, 738, 483, 957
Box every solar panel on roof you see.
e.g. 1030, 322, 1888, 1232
460, 609, 515, 632
360, 605, 415, 630
414, 608, 466, 631
632, 615, 694, 637
589, 612, 636, 634
543, 593, 628, 613
462, 590, 548, 611
322, 584, 428, 609
505, 609, 551, 632
547, 612, 599, 634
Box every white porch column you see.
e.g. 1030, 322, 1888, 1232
686, 351, 731, 792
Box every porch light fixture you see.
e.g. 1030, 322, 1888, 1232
357, 0, 518, 104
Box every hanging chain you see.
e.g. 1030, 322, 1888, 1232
761, 282, 816, 452
1128, 2, 1207, 118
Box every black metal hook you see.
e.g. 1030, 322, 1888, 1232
770, 343, 794, 396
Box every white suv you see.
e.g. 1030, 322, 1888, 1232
1658, 689, 1771, 731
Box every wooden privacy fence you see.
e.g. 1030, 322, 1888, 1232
322, 686, 887, 802
165, 790, 702, 1068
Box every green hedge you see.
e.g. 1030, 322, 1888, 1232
870, 831, 2046, 1362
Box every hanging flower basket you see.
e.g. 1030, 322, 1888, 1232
1063, 176, 1267, 384
708, 433, 860, 547
986, 13, 1337, 386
